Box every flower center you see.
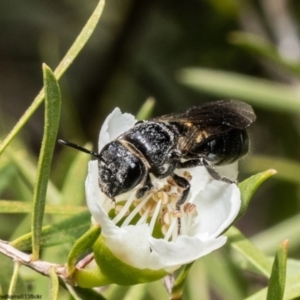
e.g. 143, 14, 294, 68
111, 171, 197, 241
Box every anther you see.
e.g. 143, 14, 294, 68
183, 203, 196, 214
183, 171, 192, 181
171, 210, 182, 218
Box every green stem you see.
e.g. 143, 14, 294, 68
8, 262, 21, 295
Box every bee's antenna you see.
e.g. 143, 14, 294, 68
58, 139, 101, 159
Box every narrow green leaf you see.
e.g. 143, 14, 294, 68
245, 274, 300, 300
11, 211, 91, 251
243, 155, 300, 184
67, 225, 101, 275
49, 267, 59, 300
266, 240, 288, 300
226, 226, 272, 277
228, 32, 300, 77
238, 169, 277, 219
171, 263, 194, 299
0, 0, 105, 156
177, 68, 300, 114
0, 200, 86, 214
136, 97, 156, 120
252, 214, 300, 255
31, 65, 61, 260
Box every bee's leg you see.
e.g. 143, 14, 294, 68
171, 173, 190, 235
201, 159, 237, 184
136, 174, 153, 198
178, 159, 236, 184
151, 164, 176, 179
172, 173, 190, 208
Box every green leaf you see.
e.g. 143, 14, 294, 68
243, 155, 300, 185
11, 211, 91, 251
251, 214, 300, 255
0, 200, 86, 214
266, 240, 288, 300
228, 32, 300, 78
238, 169, 277, 219
226, 227, 272, 277
177, 68, 300, 114
67, 225, 101, 275
172, 263, 194, 299
245, 274, 300, 300
136, 97, 156, 120
49, 267, 59, 300
31, 65, 61, 260
0, 0, 105, 156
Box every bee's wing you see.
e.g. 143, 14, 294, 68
151, 99, 256, 129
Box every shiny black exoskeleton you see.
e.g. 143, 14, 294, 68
59, 99, 256, 207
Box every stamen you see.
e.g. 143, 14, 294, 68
115, 205, 129, 217
167, 177, 176, 186
162, 211, 171, 225
112, 192, 136, 224
172, 218, 179, 241
161, 224, 168, 236
162, 184, 171, 193
136, 206, 151, 225
183, 203, 196, 213
152, 192, 159, 201
186, 213, 192, 233
171, 210, 182, 218
177, 187, 183, 193
183, 171, 192, 181
164, 216, 178, 241
184, 203, 196, 231
121, 193, 152, 227
157, 191, 169, 205
149, 200, 162, 235
180, 213, 187, 235
169, 193, 178, 203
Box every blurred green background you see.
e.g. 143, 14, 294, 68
1, 0, 300, 299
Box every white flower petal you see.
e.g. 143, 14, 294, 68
215, 162, 239, 180
190, 181, 240, 237
183, 167, 210, 201
104, 224, 152, 269
98, 108, 136, 151
86, 161, 114, 225
148, 235, 227, 271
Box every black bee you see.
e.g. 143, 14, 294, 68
59, 99, 256, 208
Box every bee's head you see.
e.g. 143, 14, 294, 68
98, 141, 146, 198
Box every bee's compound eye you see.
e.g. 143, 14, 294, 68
123, 161, 144, 191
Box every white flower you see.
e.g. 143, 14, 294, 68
85, 108, 241, 276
